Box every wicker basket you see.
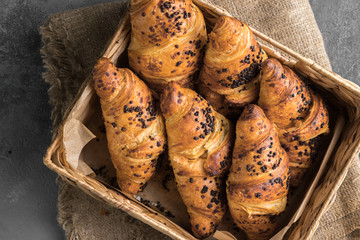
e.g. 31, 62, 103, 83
44, 1, 360, 239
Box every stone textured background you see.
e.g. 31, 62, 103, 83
0, 0, 358, 239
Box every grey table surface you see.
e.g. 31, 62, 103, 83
0, 0, 359, 240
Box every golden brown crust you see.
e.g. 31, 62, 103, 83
227, 104, 290, 240
258, 58, 330, 187
160, 82, 233, 238
93, 57, 166, 194
197, 81, 242, 120
128, 0, 207, 92
199, 16, 267, 114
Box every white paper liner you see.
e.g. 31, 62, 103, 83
63, 118, 96, 176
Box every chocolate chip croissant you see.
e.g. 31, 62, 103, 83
198, 16, 267, 116
92, 57, 166, 194
160, 82, 233, 238
258, 58, 330, 187
128, 0, 207, 92
227, 104, 290, 240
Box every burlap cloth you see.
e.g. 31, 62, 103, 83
40, 0, 360, 239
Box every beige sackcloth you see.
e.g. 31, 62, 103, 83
40, 0, 360, 239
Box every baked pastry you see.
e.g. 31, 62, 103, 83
198, 16, 267, 116
258, 58, 330, 187
227, 104, 290, 240
128, 0, 207, 92
92, 57, 166, 194
160, 82, 233, 238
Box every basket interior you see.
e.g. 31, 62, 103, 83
44, 1, 360, 239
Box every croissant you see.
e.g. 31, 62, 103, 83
92, 57, 166, 194
160, 82, 233, 238
258, 58, 330, 187
198, 16, 267, 116
227, 104, 290, 240
128, 0, 207, 92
